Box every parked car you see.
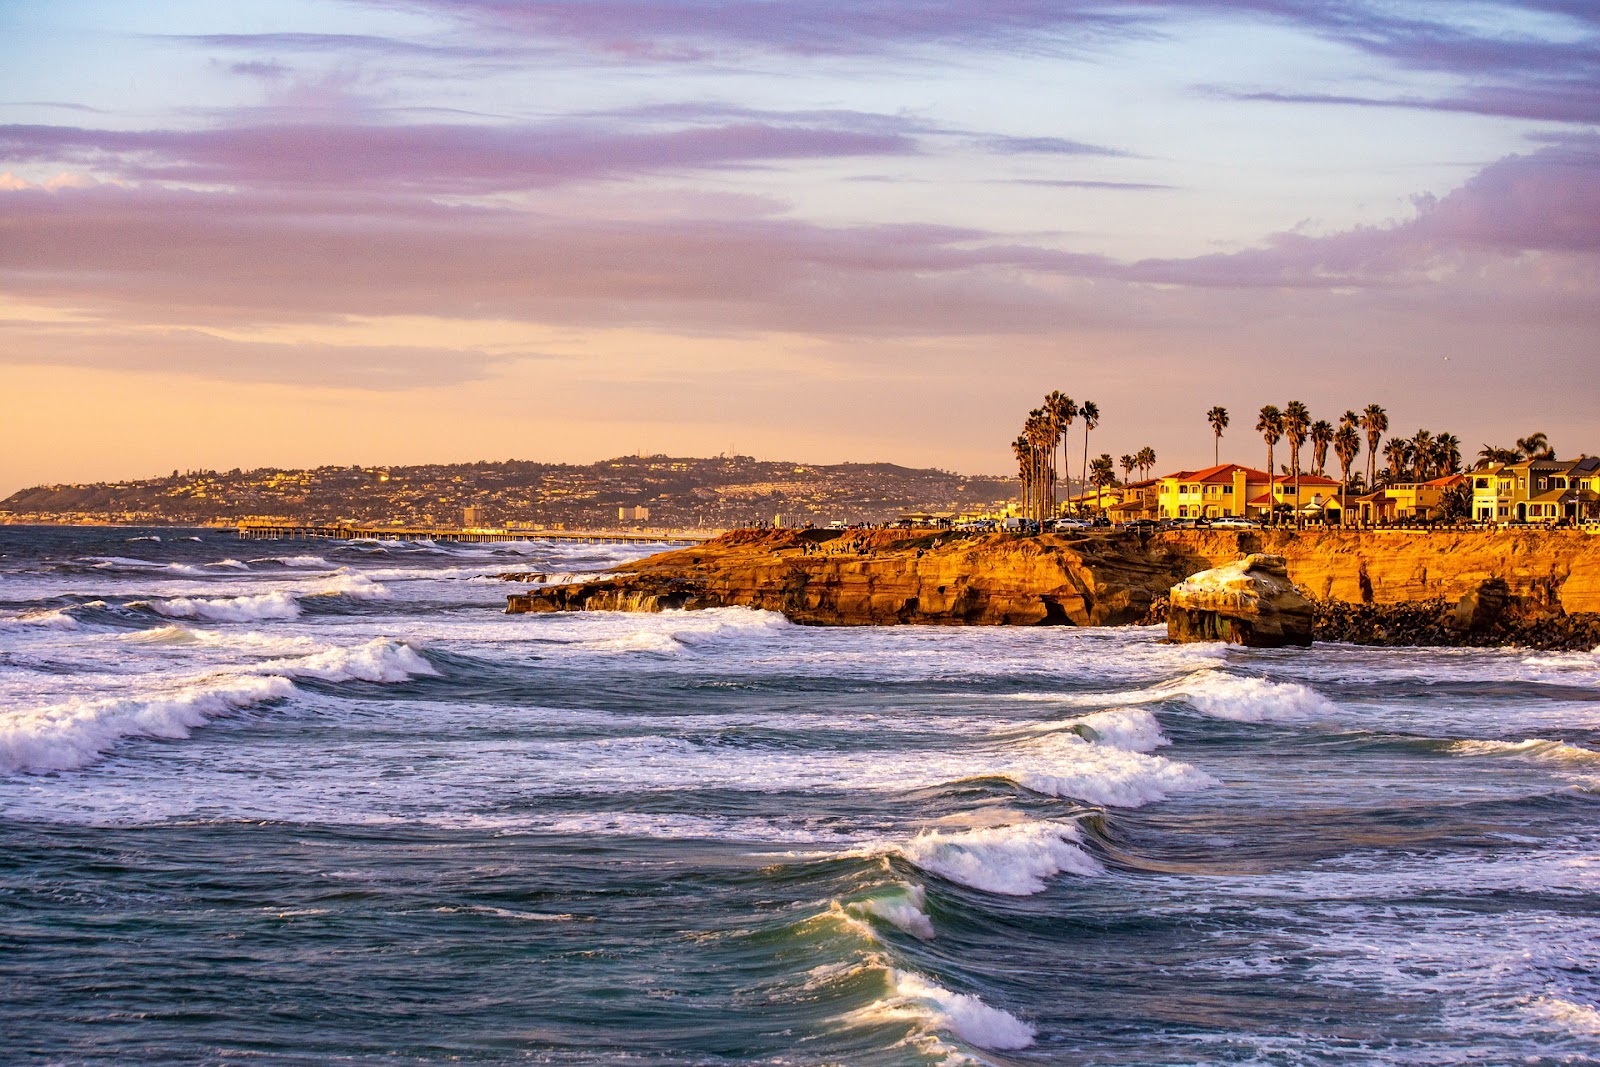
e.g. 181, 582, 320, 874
1210, 517, 1260, 529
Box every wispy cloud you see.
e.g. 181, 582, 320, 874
0, 118, 919, 192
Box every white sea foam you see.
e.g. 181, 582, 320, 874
848, 883, 935, 939
1528, 996, 1600, 1035
900, 820, 1100, 895
259, 638, 437, 684
1, 607, 81, 630
1170, 669, 1336, 721
1450, 738, 1600, 766
867, 970, 1036, 1051
0, 638, 435, 773
0, 675, 297, 773
147, 591, 303, 622
1064, 708, 1169, 752
203, 559, 250, 570
1005, 732, 1215, 807
248, 555, 333, 569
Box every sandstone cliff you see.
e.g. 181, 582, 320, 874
504, 526, 1600, 628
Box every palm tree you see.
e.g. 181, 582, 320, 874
1206, 406, 1229, 467
1282, 401, 1310, 528
1256, 405, 1283, 475
1383, 437, 1411, 484
1089, 453, 1117, 514
1136, 446, 1157, 481
1361, 404, 1388, 491
1334, 422, 1360, 527
1120, 454, 1136, 485
1310, 420, 1333, 477
1516, 432, 1554, 461
1477, 443, 1517, 468
1045, 391, 1075, 511
1026, 409, 1054, 522
1435, 433, 1461, 476
1410, 429, 1434, 481
1012, 435, 1032, 511
1078, 401, 1099, 514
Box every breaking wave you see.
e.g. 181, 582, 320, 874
0, 638, 435, 773
859, 970, 1036, 1052
899, 819, 1100, 896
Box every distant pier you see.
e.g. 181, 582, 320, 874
236, 521, 713, 545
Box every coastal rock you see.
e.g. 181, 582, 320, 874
1166, 554, 1313, 648
1449, 578, 1509, 633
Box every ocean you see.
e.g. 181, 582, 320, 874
2, 525, 1598, 1065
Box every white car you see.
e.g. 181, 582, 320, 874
1210, 517, 1260, 529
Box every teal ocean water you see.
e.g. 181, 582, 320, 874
3, 526, 1599, 1064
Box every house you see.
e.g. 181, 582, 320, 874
1354, 474, 1465, 524
1471, 457, 1600, 523
1154, 463, 1263, 519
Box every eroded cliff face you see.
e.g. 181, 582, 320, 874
503, 527, 1600, 626
1158, 528, 1600, 615
506, 528, 1199, 626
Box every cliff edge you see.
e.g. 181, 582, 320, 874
505, 526, 1600, 628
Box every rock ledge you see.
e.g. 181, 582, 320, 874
1167, 553, 1314, 648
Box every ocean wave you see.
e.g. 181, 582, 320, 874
1060, 707, 1169, 753
0, 638, 436, 773
1527, 996, 1600, 1035
0, 606, 82, 630
247, 555, 333, 569
0, 674, 297, 773
580, 608, 791, 655
202, 559, 251, 570
1004, 732, 1215, 808
842, 882, 935, 940
1449, 738, 1600, 766
258, 638, 438, 684
859, 970, 1036, 1052
1162, 669, 1337, 722
145, 591, 303, 622
899, 820, 1100, 896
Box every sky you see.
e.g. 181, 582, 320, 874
2, 0, 1597, 494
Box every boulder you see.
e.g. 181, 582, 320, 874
1167, 553, 1314, 648
1449, 578, 1508, 633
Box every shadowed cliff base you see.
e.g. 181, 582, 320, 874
502, 527, 1600, 647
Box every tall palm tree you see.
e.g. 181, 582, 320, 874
1120, 454, 1136, 485
1045, 391, 1075, 511
1089, 453, 1116, 514
1136, 446, 1157, 481
1333, 422, 1360, 527
1410, 429, 1434, 481
1206, 406, 1229, 467
1012, 435, 1032, 511
1310, 419, 1334, 477
1435, 432, 1461, 476
1361, 404, 1388, 490
1383, 437, 1411, 484
1026, 409, 1054, 522
1283, 401, 1310, 528
1079, 401, 1099, 514
1516, 432, 1554, 461
1256, 405, 1283, 521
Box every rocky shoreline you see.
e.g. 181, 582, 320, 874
1143, 593, 1600, 651
502, 527, 1600, 650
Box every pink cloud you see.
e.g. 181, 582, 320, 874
0, 119, 918, 193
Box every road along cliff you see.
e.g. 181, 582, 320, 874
503, 526, 1600, 636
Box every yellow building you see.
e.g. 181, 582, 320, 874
1153, 464, 1344, 521
1354, 474, 1465, 524
1472, 457, 1600, 523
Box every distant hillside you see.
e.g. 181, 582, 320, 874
0, 455, 1017, 528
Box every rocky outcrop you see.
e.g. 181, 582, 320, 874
1154, 528, 1600, 615
1165, 554, 1314, 648
503, 526, 1600, 640
506, 527, 1199, 626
